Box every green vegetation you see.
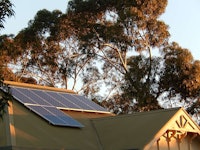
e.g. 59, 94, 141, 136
0, 0, 14, 118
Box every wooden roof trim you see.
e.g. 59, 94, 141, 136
24, 103, 113, 114
58, 107, 115, 115
144, 107, 200, 150
4, 80, 76, 94
164, 108, 200, 133
180, 108, 200, 131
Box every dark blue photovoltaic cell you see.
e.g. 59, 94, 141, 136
16, 88, 51, 106
76, 95, 107, 111
10, 87, 37, 104
26, 105, 84, 128
45, 106, 83, 127
61, 93, 92, 110
31, 90, 65, 107
46, 91, 81, 109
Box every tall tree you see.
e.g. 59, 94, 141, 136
11, 0, 169, 98
64, 0, 169, 98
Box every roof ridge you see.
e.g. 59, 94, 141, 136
92, 107, 181, 121
4, 80, 76, 94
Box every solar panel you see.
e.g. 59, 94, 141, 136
60, 93, 92, 110
66, 94, 106, 111
75, 95, 107, 111
10, 87, 84, 128
20, 88, 51, 106
26, 105, 84, 128
46, 91, 81, 109
10, 86, 107, 112
31, 90, 65, 107
9, 85, 109, 128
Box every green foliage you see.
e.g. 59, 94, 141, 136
104, 42, 200, 117
0, 0, 14, 118
2, 0, 170, 102
160, 42, 200, 116
0, 0, 14, 29
0, 83, 11, 119
103, 55, 162, 114
67, 0, 169, 49
7, 9, 102, 96
160, 42, 200, 99
64, 0, 169, 98
122, 55, 161, 106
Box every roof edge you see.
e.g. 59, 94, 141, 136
144, 107, 200, 150
180, 107, 200, 131
91, 107, 180, 121
4, 80, 76, 94
59, 107, 115, 115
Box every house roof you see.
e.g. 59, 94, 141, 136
1, 81, 200, 150
91, 108, 200, 150
1, 100, 200, 150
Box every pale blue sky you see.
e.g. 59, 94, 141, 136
161, 0, 200, 60
1, 0, 200, 60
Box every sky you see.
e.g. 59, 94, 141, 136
1, 0, 200, 60
161, 0, 200, 60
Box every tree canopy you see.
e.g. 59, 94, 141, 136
102, 42, 200, 117
62, 0, 170, 97
9, 0, 169, 98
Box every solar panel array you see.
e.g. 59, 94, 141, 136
10, 86, 108, 128
10, 87, 107, 111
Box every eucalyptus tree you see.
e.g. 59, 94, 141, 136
65, 0, 170, 98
